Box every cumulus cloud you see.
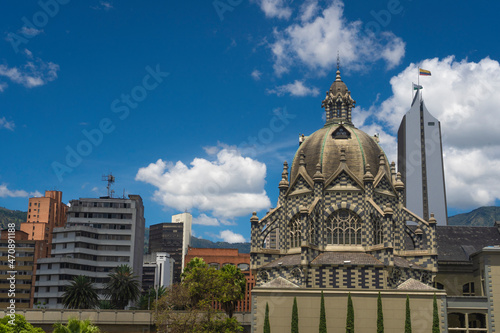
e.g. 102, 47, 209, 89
0, 117, 15, 131
254, 0, 292, 19
269, 0, 405, 76
0, 184, 41, 198
358, 56, 500, 209
135, 148, 271, 219
0, 55, 59, 89
20, 27, 43, 37
193, 214, 220, 226
218, 230, 246, 243
267, 80, 319, 97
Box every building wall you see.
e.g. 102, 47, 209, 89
149, 223, 184, 284
252, 289, 445, 333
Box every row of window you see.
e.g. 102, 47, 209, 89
73, 242, 131, 252
70, 212, 132, 219
207, 263, 250, 271
72, 201, 131, 208
66, 223, 132, 230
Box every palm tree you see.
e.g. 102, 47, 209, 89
105, 264, 140, 309
53, 319, 100, 333
62, 276, 99, 309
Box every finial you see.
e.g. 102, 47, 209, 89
299, 150, 306, 167
364, 163, 374, 182
313, 163, 324, 181
250, 212, 259, 223
335, 51, 342, 82
429, 213, 437, 224
394, 172, 404, 190
279, 161, 289, 188
379, 154, 386, 166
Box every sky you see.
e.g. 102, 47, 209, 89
1, 0, 500, 243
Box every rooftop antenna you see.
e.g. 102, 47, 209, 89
337, 51, 340, 70
101, 173, 115, 198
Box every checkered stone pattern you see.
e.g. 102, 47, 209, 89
371, 248, 394, 266
387, 267, 435, 288
404, 255, 438, 272
252, 253, 283, 271
323, 190, 364, 208
374, 175, 393, 192
308, 265, 385, 289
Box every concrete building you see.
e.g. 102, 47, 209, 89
0, 230, 45, 309
398, 91, 448, 225
149, 213, 192, 283
33, 195, 145, 309
142, 252, 174, 292
185, 247, 255, 312
21, 190, 67, 257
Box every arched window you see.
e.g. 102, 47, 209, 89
463, 282, 475, 296
373, 215, 383, 245
289, 215, 301, 248
326, 210, 362, 245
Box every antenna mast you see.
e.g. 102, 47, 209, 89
101, 173, 115, 197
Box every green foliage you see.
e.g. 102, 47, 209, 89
319, 291, 326, 333
105, 264, 141, 309
0, 314, 44, 333
405, 295, 412, 333
291, 297, 298, 333
62, 275, 99, 309
155, 258, 244, 333
432, 294, 440, 333
0, 207, 26, 230
345, 293, 354, 333
98, 300, 115, 310
136, 286, 166, 310
53, 318, 100, 333
264, 302, 271, 333
376, 292, 384, 333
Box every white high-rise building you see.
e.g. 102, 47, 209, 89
171, 212, 191, 271
398, 91, 448, 225
34, 195, 145, 308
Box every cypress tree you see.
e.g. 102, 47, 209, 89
264, 302, 271, 333
376, 292, 384, 333
291, 297, 299, 333
319, 291, 327, 333
432, 294, 440, 333
405, 295, 412, 333
346, 293, 354, 333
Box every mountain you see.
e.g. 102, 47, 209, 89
448, 206, 500, 227
190, 236, 250, 253
0, 207, 26, 230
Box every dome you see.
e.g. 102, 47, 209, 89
290, 123, 389, 182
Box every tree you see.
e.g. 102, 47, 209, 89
62, 275, 99, 309
405, 295, 412, 333
136, 286, 166, 310
155, 258, 244, 333
264, 302, 271, 333
0, 314, 44, 333
105, 264, 141, 309
291, 297, 298, 333
377, 292, 384, 333
345, 293, 354, 333
432, 294, 440, 333
219, 264, 247, 318
53, 319, 100, 333
319, 291, 326, 333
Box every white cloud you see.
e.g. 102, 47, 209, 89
0, 82, 7, 92
20, 27, 43, 37
0, 55, 59, 89
251, 69, 262, 81
254, 0, 292, 20
91, 1, 113, 10
0, 184, 40, 198
267, 80, 319, 97
269, 0, 405, 76
0, 117, 15, 131
218, 230, 246, 243
193, 214, 220, 226
358, 56, 500, 209
135, 148, 271, 219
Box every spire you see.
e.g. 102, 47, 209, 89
321, 56, 356, 126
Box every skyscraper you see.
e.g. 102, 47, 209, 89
398, 91, 448, 225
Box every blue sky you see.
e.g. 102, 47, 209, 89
2, 0, 500, 243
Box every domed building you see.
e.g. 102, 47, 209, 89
250, 68, 444, 332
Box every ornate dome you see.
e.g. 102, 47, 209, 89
290, 124, 389, 183
290, 68, 390, 183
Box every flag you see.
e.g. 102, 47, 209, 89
419, 68, 431, 76
413, 83, 423, 90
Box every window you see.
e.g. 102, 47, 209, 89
448, 312, 486, 332
463, 282, 475, 296
428, 122, 435, 126
289, 215, 301, 248
373, 215, 383, 245
326, 210, 362, 245
238, 263, 249, 271
434, 281, 444, 290
208, 263, 220, 270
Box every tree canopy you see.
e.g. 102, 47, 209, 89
105, 264, 141, 309
62, 275, 99, 309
